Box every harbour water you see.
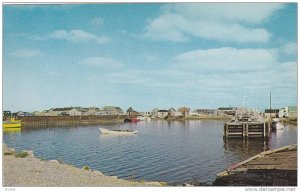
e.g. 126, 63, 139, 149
3, 120, 297, 185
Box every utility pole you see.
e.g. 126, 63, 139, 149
269, 91, 272, 125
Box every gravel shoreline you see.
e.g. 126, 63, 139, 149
3, 144, 164, 187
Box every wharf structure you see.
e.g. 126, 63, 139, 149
214, 144, 297, 186
223, 108, 270, 139
18, 115, 126, 128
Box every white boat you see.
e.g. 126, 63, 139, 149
272, 118, 284, 130
136, 115, 146, 121
99, 128, 138, 135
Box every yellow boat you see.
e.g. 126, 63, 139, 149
3, 118, 22, 129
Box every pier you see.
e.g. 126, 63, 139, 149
214, 144, 297, 186
224, 122, 270, 139
18, 115, 126, 128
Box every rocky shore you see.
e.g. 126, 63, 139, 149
3, 144, 164, 187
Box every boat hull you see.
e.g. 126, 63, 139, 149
99, 128, 138, 135
3, 123, 22, 129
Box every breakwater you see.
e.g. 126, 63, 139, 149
18, 115, 126, 128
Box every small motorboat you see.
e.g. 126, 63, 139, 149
99, 128, 138, 135
136, 115, 146, 121
271, 118, 284, 130
3, 118, 22, 129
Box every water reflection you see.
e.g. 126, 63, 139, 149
223, 138, 270, 162
3, 128, 22, 133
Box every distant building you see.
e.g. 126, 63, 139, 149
287, 106, 297, 118
94, 111, 108, 116
178, 107, 190, 117
279, 108, 287, 118
103, 106, 124, 115
264, 109, 280, 118
48, 107, 82, 116
126, 107, 139, 116
140, 111, 152, 117
178, 107, 190, 113
169, 108, 183, 117
16, 111, 33, 117
32, 111, 41, 116
3, 111, 11, 118
217, 107, 237, 116
83, 107, 100, 116
193, 109, 216, 116
157, 110, 169, 118
40, 109, 51, 116
152, 108, 159, 117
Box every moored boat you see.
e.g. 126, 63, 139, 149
136, 115, 146, 121
271, 118, 284, 130
99, 128, 138, 135
3, 118, 22, 129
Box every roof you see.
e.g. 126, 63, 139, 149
52, 107, 76, 111
194, 109, 216, 112
169, 108, 176, 112
265, 109, 280, 113
158, 110, 168, 112
103, 106, 122, 110
218, 107, 237, 110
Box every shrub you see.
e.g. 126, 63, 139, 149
4, 152, 15, 155
15, 151, 29, 158
82, 165, 90, 171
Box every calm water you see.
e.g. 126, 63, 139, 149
3, 120, 297, 185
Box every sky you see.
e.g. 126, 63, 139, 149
3, 3, 298, 112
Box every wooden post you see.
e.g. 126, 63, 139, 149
263, 122, 266, 138
225, 123, 228, 138
246, 123, 249, 137
242, 123, 246, 138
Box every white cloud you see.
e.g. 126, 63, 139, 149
144, 3, 285, 43
164, 3, 284, 24
48, 29, 110, 44
280, 42, 297, 55
173, 47, 277, 72
11, 49, 43, 58
144, 14, 190, 42
79, 57, 123, 69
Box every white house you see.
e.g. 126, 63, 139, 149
152, 108, 159, 117
48, 107, 82, 116
157, 110, 169, 118
103, 106, 124, 115
169, 108, 183, 117
84, 108, 100, 116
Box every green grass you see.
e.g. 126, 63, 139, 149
15, 151, 29, 158
82, 165, 90, 171
4, 151, 15, 155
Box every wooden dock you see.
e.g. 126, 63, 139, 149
18, 115, 126, 128
214, 144, 297, 186
224, 122, 270, 139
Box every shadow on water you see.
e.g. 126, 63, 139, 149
223, 138, 270, 162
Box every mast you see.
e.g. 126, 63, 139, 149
269, 91, 272, 122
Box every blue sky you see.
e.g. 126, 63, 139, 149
3, 3, 297, 112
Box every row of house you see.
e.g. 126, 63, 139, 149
11, 106, 125, 117
6, 105, 297, 119
264, 106, 297, 118
138, 107, 236, 119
